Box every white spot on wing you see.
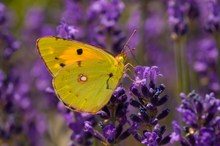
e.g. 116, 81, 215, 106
81, 75, 87, 81
78, 74, 87, 82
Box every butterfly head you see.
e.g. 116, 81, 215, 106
115, 54, 126, 64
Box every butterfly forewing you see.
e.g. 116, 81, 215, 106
37, 37, 116, 76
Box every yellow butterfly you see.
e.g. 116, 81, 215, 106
36, 37, 125, 113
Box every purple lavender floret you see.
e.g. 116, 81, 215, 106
69, 113, 96, 146
59, 0, 85, 40
191, 38, 218, 73
141, 131, 159, 146
179, 0, 200, 19
205, 0, 220, 33
57, 19, 78, 40
167, 0, 188, 36
129, 66, 170, 145
0, 3, 6, 24
134, 66, 162, 85
87, 0, 124, 28
102, 124, 117, 142
170, 121, 182, 143
0, 2, 20, 59
170, 91, 220, 145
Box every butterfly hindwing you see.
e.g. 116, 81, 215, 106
53, 60, 122, 113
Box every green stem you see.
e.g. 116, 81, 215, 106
173, 35, 190, 94
189, 67, 199, 92
215, 34, 220, 78
174, 38, 183, 94
187, 19, 199, 91
93, 138, 98, 146
180, 36, 190, 93
214, 34, 220, 98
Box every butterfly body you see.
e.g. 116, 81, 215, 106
37, 37, 125, 113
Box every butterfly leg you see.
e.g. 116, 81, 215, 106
124, 63, 135, 75
124, 63, 135, 82
123, 73, 135, 82
124, 63, 135, 70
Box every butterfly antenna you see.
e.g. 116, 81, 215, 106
123, 44, 140, 65
121, 30, 140, 64
121, 29, 137, 55
130, 48, 140, 65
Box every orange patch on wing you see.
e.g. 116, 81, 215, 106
59, 47, 104, 64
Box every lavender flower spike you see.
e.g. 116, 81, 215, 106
167, 0, 188, 37
129, 66, 170, 145
205, 0, 220, 33
171, 91, 220, 145
141, 132, 159, 146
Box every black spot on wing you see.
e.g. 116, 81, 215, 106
77, 48, 83, 55
60, 63, 65, 67
77, 61, 81, 67
55, 57, 59, 60
109, 73, 113, 77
